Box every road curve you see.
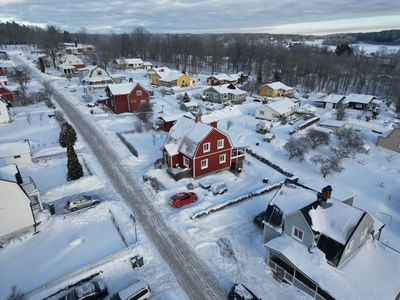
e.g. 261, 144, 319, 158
18, 57, 226, 300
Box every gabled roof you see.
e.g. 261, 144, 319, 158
178, 122, 213, 158
319, 120, 346, 127
205, 84, 246, 95
159, 70, 185, 82
262, 99, 296, 114
115, 58, 143, 65
343, 93, 376, 104
262, 82, 292, 91
318, 94, 346, 103
107, 82, 141, 95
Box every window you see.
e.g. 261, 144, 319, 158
205, 93, 209, 97
136, 90, 142, 96
219, 154, 226, 163
397, 142, 400, 149
201, 159, 208, 169
217, 139, 224, 149
292, 226, 304, 242
203, 143, 210, 153
232, 150, 238, 157
68, 61, 72, 64
361, 227, 369, 240
259, 110, 264, 115
268, 90, 272, 94
14, 155, 21, 159
223, 94, 228, 99
355, 104, 363, 109
131, 100, 137, 103
183, 157, 189, 167
214, 94, 218, 99
97, 71, 102, 75
345, 239, 354, 255
140, 100, 146, 103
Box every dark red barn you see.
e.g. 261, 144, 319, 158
105, 82, 150, 114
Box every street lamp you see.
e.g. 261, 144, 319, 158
130, 214, 137, 242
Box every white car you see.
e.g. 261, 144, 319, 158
110, 279, 151, 300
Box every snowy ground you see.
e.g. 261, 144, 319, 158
0, 45, 399, 300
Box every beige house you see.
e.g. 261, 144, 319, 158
377, 127, 400, 153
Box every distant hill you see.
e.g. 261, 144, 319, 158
324, 30, 400, 45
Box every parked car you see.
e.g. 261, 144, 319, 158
253, 210, 266, 228
228, 283, 261, 300
59, 280, 108, 300
210, 181, 228, 195
67, 195, 100, 212
198, 179, 216, 189
110, 279, 151, 300
169, 192, 198, 208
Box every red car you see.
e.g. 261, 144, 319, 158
169, 192, 198, 208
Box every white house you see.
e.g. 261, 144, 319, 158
0, 98, 10, 123
57, 54, 85, 74
0, 165, 37, 243
255, 99, 297, 121
113, 58, 143, 69
0, 140, 32, 167
78, 65, 113, 88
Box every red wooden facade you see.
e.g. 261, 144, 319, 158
105, 83, 150, 114
0, 86, 14, 101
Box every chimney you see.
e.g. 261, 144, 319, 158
319, 185, 332, 202
195, 114, 202, 123
129, 78, 133, 83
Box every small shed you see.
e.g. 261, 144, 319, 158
0, 140, 32, 167
359, 144, 371, 154
180, 101, 198, 112
319, 120, 346, 135
263, 133, 276, 143
256, 121, 273, 134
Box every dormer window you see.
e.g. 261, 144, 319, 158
97, 71, 102, 76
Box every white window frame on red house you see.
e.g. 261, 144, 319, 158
201, 159, 208, 169
217, 139, 224, 149
219, 154, 226, 163
203, 142, 210, 153
131, 100, 137, 103
136, 90, 142, 96
292, 226, 304, 242
183, 157, 189, 167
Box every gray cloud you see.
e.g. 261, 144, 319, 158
0, 0, 399, 34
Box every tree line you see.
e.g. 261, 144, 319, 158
1, 22, 400, 111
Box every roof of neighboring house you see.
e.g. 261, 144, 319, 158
160, 112, 193, 123
143, 62, 152, 66
107, 83, 141, 95
318, 94, 346, 103
79, 65, 109, 77
319, 120, 346, 127
261, 99, 296, 114
0, 140, 31, 157
159, 70, 185, 82
208, 73, 240, 81
178, 122, 213, 158
0, 76, 8, 82
0, 164, 18, 182
201, 113, 219, 124
262, 82, 292, 91
60, 54, 82, 62
265, 235, 400, 300
343, 93, 376, 104
205, 84, 246, 95
115, 58, 143, 65
150, 67, 171, 73
167, 116, 197, 141
379, 127, 400, 138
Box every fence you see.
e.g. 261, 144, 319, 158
109, 208, 130, 247
267, 259, 334, 300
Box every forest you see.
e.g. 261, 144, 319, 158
1, 21, 399, 111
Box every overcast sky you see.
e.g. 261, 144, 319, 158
0, 0, 399, 35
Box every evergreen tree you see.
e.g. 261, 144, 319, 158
67, 144, 83, 181
182, 92, 190, 103
59, 122, 77, 148
39, 57, 45, 73
257, 65, 262, 84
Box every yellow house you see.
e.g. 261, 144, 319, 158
151, 70, 196, 88
258, 82, 293, 97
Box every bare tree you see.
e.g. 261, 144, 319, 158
8, 65, 32, 98
283, 137, 309, 162
78, 27, 88, 45
137, 102, 153, 123
300, 129, 330, 149
40, 25, 64, 68
26, 112, 32, 124
335, 105, 347, 121
310, 155, 344, 178
134, 121, 143, 133
5, 284, 24, 300
329, 146, 354, 160
336, 127, 366, 150
384, 152, 396, 163
151, 132, 158, 145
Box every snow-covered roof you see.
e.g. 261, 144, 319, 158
206, 84, 246, 95
82, 76, 112, 82
143, 61, 152, 66
319, 120, 346, 127
263, 82, 292, 91
312, 126, 332, 134
208, 73, 239, 81
263, 99, 296, 114
115, 58, 143, 65
265, 236, 400, 300
318, 94, 345, 103
107, 83, 139, 95
0, 140, 31, 157
0, 76, 8, 83
309, 198, 364, 244
167, 116, 196, 141
164, 143, 179, 156
151, 67, 171, 73
159, 70, 185, 82
201, 113, 219, 124
0, 164, 18, 182
343, 93, 376, 104
161, 112, 193, 123
269, 183, 317, 215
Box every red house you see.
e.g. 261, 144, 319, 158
0, 85, 14, 101
105, 82, 150, 114
161, 116, 246, 179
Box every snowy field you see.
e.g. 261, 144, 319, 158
0, 44, 399, 299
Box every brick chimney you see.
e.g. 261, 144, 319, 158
195, 115, 202, 123
318, 185, 332, 202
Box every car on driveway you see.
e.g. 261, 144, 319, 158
110, 279, 151, 300
59, 280, 108, 300
67, 195, 100, 212
228, 283, 261, 300
169, 192, 198, 208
